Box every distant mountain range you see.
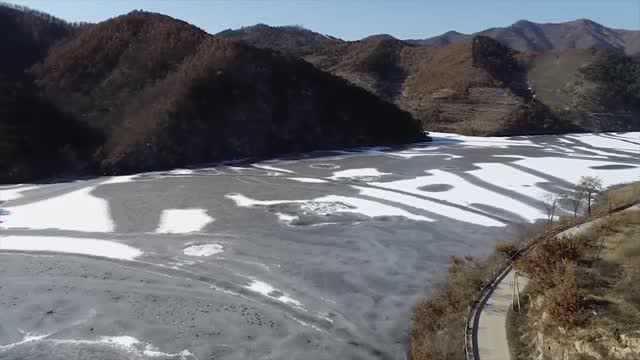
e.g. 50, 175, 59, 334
409, 19, 640, 55
218, 21, 640, 135
1, 1, 639, 183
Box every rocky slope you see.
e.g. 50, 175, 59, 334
0, 6, 422, 183
220, 23, 640, 135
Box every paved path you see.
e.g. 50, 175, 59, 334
475, 204, 639, 360
477, 271, 528, 360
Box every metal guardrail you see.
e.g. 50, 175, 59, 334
464, 254, 516, 360
463, 201, 640, 360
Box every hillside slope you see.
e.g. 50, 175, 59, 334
219, 27, 576, 135
0, 3, 100, 182
0, 9, 423, 182
221, 23, 640, 135
216, 24, 342, 57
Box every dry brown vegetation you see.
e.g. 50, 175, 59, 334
220, 23, 640, 135
506, 182, 640, 359
411, 181, 640, 360
514, 211, 640, 359
410, 254, 506, 360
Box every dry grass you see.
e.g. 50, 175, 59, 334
511, 209, 640, 359
410, 182, 640, 360
506, 292, 530, 360
593, 182, 640, 216
578, 211, 640, 333
410, 254, 506, 360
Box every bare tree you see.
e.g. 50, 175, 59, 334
543, 193, 559, 226
576, 176, 603, 217
562, 191, 582, 219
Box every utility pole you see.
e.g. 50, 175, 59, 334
512, 271, 521, 312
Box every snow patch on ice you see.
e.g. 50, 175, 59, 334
0, 333, 195, 359
354, 186, 501, 226
1, 180, 114, 232
0, 185, 41, 202
275, 212, 300, 224
371, 169, 544, 222
245, 280, 302, 307
566, 133, 640, 152
156, 209, 213, 234
252, 164, 295, 174
288, 177, 328, 184
428, 132, 541, 147
183, 243, 223, 257
0, 236, 142, 260
514, 157, 640, 187
101, 175, 138, 185
328, 168, 391, 181
167, 169, 195, 176
226, 193, 431, 222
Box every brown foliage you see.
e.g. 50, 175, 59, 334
517, 236, 586, 292
411, 256, 491, 360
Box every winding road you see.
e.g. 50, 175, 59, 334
471, 204, 640, 360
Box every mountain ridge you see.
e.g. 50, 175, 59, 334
414, 18, 639, 55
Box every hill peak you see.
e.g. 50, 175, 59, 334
360, 34, 400, 42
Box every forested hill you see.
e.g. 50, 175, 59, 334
0, 6, 423, 183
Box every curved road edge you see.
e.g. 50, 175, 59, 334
465, 203, 640, 360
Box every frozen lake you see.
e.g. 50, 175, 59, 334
1, 132, 639, 359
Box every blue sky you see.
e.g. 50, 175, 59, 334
9, 0, 640, 40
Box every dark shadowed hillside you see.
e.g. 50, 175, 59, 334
0, 2, 76, 77
0, 8, 423, 182
33, 11, 209, 130
216, 24, 342, 57
0, 2, 100, 183
100, 37, 422, 173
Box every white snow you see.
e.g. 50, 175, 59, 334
0, 185, 41, 202
428, 132, 541, 148
385, 151, 463, 160
1, 181, 114, 232
156, 209, 213, 234
311, 195, 430, 221
513, 157, 640, 187
572, 146, 634, 158
252, 164, 295, 174
0, 334, 195, 359
328, 168, 391, 180
467, 162, 551, 200
275, 212, 300, 224
371, 169, 545, 222
354, 186, 502, 226
288, 177, 329, 184
245, 280, 302, 307
226, 193, 431, 222
566, 133, 640, 152
0, 236, 142, 260
0, 333, 50, 351
225, 193, 287, 207
167, 169, 195, 176
183, 243, 223, 257
101, 175, 138, 185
